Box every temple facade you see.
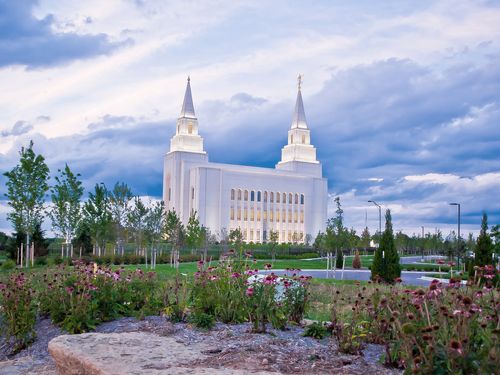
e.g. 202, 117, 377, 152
162, 77, 327, 243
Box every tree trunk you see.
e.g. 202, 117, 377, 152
26, 233, 30, 267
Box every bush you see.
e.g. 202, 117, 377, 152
34, 257, 47, 266
1, 259, 16, 270
352, 250, 361, 269
189, 312, 215, 330
303, 322, 328, 339
0, 273, 37, 351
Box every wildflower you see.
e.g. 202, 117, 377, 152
65, 286, 74, 294
228, 249, 235, 255
246, 287, 254, 297
394, 277, 402, 283
449, 340, 463, 356
231, 272, 241, 278
264, 263, 272, 270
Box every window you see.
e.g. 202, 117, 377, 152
282, 231, 285, 242
188, 122, 193, 134
289, 193, 292, 204
231, 189, 235, 200
300, 232, 304, 241
251, 191, 255, 201
276, 210, 280, 222
168, 188, 171, 201
264, 191, 267, 202
300, 211, 304, 223
270, 192, 274, 203
257, 209, 261, 221
288, 209, 292, 223
291, 134, 294, 143
237, 208, 241, 220
263, 210, 267, 221
301, 134, 305, 144
256, 230, 260, 241
250, 210, 254, 221
257, 191, 261, 202
244, 208, 248, 221
250, 230, 254, 241
294, 211, 298, 223
276, 192, 280, 203
270, 210, 274, 222
192, 187, 195, 200
244, 190, 248, 201
300, 194, 304, 205
282, 209, 286, 222
288, 232, 292, 242
230, 207, 234, 220
238, 189, 242, 200
243, 230, 247, 240
295, 194, 298, 204
283, 193, 286, 204
263, 230, 267, 241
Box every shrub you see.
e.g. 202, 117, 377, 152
303, 322, 328, 339
352, 250, 362, 269
189, 312, 215, 330
34, 257, 47, 266
2, 259, 16, 270
0, 273, 37, 351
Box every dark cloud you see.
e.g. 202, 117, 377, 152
1, 120, 33, 137
0, 0, 129, 68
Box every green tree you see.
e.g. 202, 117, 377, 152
186, 211, 203, 253
359, 226, 371, 248
352, 249, 362, 269
3, 141, 50, 264
49, 164, 84, 257
325, 197, 348, 268
371, 209, 400, 282
228, 227, 243, 254
82, 183, 111, 256
475, 213, 493, 267
127, 196, 149, 254
269, 229, 279, 263
109, 182, 133, 256
164, 209, 185, 251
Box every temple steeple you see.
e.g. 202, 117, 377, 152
169, 77, 205, 154
276, 75, 321, 176
180, 76, 196, 118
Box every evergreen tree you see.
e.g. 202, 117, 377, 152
352, 249, 362, 269
371, 209, 400, 282
335, 248, 344, 269
360, 226, 371, 248
475, 213, 493, 267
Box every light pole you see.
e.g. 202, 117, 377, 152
421, 226, 425, 262
449, 203, 461, 269
368, 200, 382, 242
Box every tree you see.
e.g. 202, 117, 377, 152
186, 211, 203, 253
228, 227, 243, 253
269, 229, 279, 263
4, 141, 50, 264
82, 183, 111, 256
371, 209, 400, 282
352, 249, 362, 269
325, 197, 348, 268
360, 227, 371, 248
145, 200, 165, 264
127, 196, 149, 255
164, 209, 185, 251
475, 213, 493, 267
49, 164, 84, 257
109, 182, 133, 256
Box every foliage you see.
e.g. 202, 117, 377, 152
49, 164, 84, 250
475, 213, 493, 267
2, 259, 16, 270
3, 141, 50, 250
127, 196, 149, 253
82, 183, 112, 255
303, 322, 328, 339
109, 182, 133, 256
186, 211, 203, 251
336, 249, 344, 269
352, 250, 362, 269
165, 209, 185, 250
371, 209, 400, 283
0, 273, 37, 351
189, 311, 215, 330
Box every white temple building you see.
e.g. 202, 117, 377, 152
163, 77, 327, 243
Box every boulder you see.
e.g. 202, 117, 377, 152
48, 331, 273, 374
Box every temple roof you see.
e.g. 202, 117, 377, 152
180, 76, 196, 118
291, 80, 308, 129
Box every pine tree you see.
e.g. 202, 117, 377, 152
383, 210, 400, 282
370, 242, 384, 281
475, 213, 493, 267
352, 250, 362, 269
336, 249, 344, 269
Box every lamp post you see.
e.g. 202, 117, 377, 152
421, 226, 425, 262
368, 200, 382, 242
449, 203, 461, 269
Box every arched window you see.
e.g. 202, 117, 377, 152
276, 192, 280, 203
244, 190, 248, 201
288, 209, 292, 222
291, 134, 294, 143
289, 193, 292, 204
250, 191, 255, 201
282, 193, 286, 203
295, 193, 298, 204
300, 194, 304, 205
238, 189, 242, 200
257, 191, 261, 202
230, 207, 234, 220
301, 134, 305, 144
264, 191, 268, 202
231, 189, 235, 200
188, 122, 193, 134
270, 192, 274, 203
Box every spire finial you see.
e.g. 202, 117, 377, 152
187, 75, 190, 82
297, 74, 302, 91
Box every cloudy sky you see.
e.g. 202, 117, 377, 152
1, 0, 499, 237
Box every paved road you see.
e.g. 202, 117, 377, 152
261, 269, 440, 287
400, 255, 446, 264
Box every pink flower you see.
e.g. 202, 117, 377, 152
65, 286, 74, 295
264, 263, 272, 270
231, 272, 241, 278
246, 287, 254, 297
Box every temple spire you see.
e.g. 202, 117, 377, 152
291, 74, 307, 129
180, 76, 196, 118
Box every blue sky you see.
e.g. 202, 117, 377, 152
0, 0, 499, 237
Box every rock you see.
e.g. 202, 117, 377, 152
49, 332, 274, 374
261, 358, 269, 365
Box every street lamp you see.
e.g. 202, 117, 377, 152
368, 200, 382, 238
449, 203, 461, 269
421, 226, 425, 262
